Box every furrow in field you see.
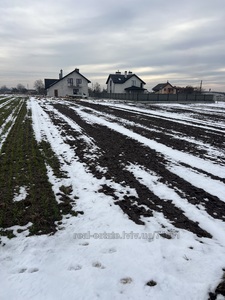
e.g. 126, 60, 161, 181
67, 102, 225, 165
127, 163, 225, 244
120, 102, 225, 127
71, 103, 225, 178
99, 101, 225, 131
0, 97, 15, 108
153, 104, 225, 121
44, 102, 224, 238
65, 103, 225, 221
74, 101, 225, 164
0, 97, 20, 126
0, 98, 24, 150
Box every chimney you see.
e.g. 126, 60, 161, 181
59, 69, 63, 79
75, 68, 79, 73
116, 70, 121, 74
124, 71, 127, 78
128, 71, 132, 74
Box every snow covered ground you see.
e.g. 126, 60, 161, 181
0, 97, 225, 300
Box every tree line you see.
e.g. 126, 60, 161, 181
0, 80, 105, 96
1, 80, 204, 96
0, 80, 45, 95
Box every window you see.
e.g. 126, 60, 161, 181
76, 78, 82, 86
73, 89, 78, 95
68, 78, 73, 86
132, 80, 136, 86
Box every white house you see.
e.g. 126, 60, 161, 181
45, 68, 91, 98
106, 71, 146, 94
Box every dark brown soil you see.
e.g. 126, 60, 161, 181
40, 100, 225, 239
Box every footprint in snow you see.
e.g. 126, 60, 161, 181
101, 247, 117, 254
18, 268, 27, 273
120, 277, 133, 284
92, 262, 105, 269
28, 267, 39, 273
18, 267, 39, 273
68, 264, 82, 271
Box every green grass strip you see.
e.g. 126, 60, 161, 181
0, 98, 67, 237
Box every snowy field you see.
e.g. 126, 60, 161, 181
0, 96, 225, 300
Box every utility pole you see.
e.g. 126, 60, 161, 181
200, 80, 202, 93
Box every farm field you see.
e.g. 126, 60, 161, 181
0, 95, 225, 299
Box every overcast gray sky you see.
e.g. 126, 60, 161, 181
1, 0, 225, 91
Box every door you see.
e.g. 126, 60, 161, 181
54, 89, 58, 97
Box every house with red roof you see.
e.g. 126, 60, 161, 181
152, 82, 176, 94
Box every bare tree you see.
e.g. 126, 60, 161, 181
93, 82, 101, 94
17, 83, 27, 93
34, 79, 45, 95
0, 85, 10, 93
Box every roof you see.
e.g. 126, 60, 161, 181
106, 73, 146, 85
45, 69, 91, 89
152, 82, 174, 92
44, 79, 58, 90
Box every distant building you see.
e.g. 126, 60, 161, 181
152, 82, 176, 94
45, 68, 91, 98
106, 71, 146, 94
175, 86, 195, 94
27, 89, 37, 95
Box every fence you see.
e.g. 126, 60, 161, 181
91, 92, 214, 103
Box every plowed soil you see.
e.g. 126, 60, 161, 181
40, 100, 225, 239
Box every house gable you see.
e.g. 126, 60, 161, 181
152, 82, 176, 94
106, 71, 146, 93
48, 68, 91, 89
45, 68, 91, 98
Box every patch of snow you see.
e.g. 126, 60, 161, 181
75, 106, 225, 178
168, 163, 225, 202
0, 98, 224, 300
13, 186, 28, 202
